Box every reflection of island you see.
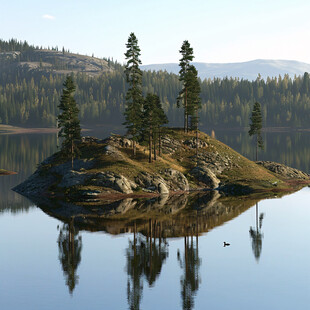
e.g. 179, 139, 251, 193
126, 220, 168, 310
33, 192, 264, 302
57, 221, 82, 294
178, 235, 201, 310
249, 202, 264, 262
35, 191, 261, 238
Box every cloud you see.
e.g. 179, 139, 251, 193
42, 14, 55, 20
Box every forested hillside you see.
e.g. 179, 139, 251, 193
1, 39, 310, 129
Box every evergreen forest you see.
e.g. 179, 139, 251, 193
1, 39, 310, 129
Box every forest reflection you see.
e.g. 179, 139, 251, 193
40, 191, 263, 307
126, 220, 169, 310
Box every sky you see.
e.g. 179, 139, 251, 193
1, 0, 310, 65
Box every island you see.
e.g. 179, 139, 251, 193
0, 169, 16, 176
13, 128, 310, 201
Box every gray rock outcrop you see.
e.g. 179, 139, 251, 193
162, 169, 189, 191
256, 161, 310, 179
91, 172, 135, 194
190, 165, 220, 189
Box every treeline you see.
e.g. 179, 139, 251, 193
1, 43, 310, 128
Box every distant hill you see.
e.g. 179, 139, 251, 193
0, 49, 113, 77
141, 59, 310, 81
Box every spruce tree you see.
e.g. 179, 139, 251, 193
249, 102, 264, 161
177, 40, 194, 132
124, 32, 144, 156
57, 75, 81, 168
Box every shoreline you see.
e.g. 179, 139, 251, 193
3, 124, 310, 135
0, 125, 91, 135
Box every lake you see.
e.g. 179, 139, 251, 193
1, 130, 310, 310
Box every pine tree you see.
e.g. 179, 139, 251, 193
249, 102, 264, 161
177, 40, 194, 132
57, 75, 81, 168
124, 32, 144, 156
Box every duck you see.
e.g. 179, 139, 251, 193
223, 242, 230, 247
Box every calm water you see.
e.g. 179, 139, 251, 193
1, 130, 310, 310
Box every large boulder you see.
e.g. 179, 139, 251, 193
163, 168, 189, 191
91, 172, 135, 194
135, 172, 169, 194
190, 165, 220, 189
58, 170, 90, 188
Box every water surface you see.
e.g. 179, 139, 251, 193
1, 130, 310, 310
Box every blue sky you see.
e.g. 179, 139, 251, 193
1, 0, 310, 64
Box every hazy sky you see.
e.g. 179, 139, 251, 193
1, 0, 310, 65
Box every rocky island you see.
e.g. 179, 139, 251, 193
13, 129, 310, 201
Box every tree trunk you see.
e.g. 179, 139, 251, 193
184, 87, 188, 133
149, 129, 152, 163
256, 135, 258, 161
133, 140, 136, 157
196, 108, 199, 157
71, 139, 74, 169
153, 134, 157, 161
158, 127, 162, 156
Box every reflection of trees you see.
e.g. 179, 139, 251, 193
249, 202, 264, 262
178, 235, 201, 310
126, 220, 169, 310
57, 220, 82, 294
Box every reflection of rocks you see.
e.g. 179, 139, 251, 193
33, 191, 258, 238
256, 161, 310, 179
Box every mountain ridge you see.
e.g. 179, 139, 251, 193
141, 59, 310, 81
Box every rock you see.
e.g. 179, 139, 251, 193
104, 145, 125, 160
256, 161, 310, 179
163, 169, 189, 191
161, 135, 182, 154
49, 158, 95, 176
183, 138, 208, 149
58, 170, 89, 188
13, 170, 57, 197
158, 182, 169, 195
81, 136, 103, 144
103, 135, 133, 148
190, 165, 220, 189
92, 172, 134, 194
135, 172, 169, 193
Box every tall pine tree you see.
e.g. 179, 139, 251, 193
57, 75, 81, 168
124, 32, 144, 156
249, 101, 264, 161
177, 40, 194, 133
